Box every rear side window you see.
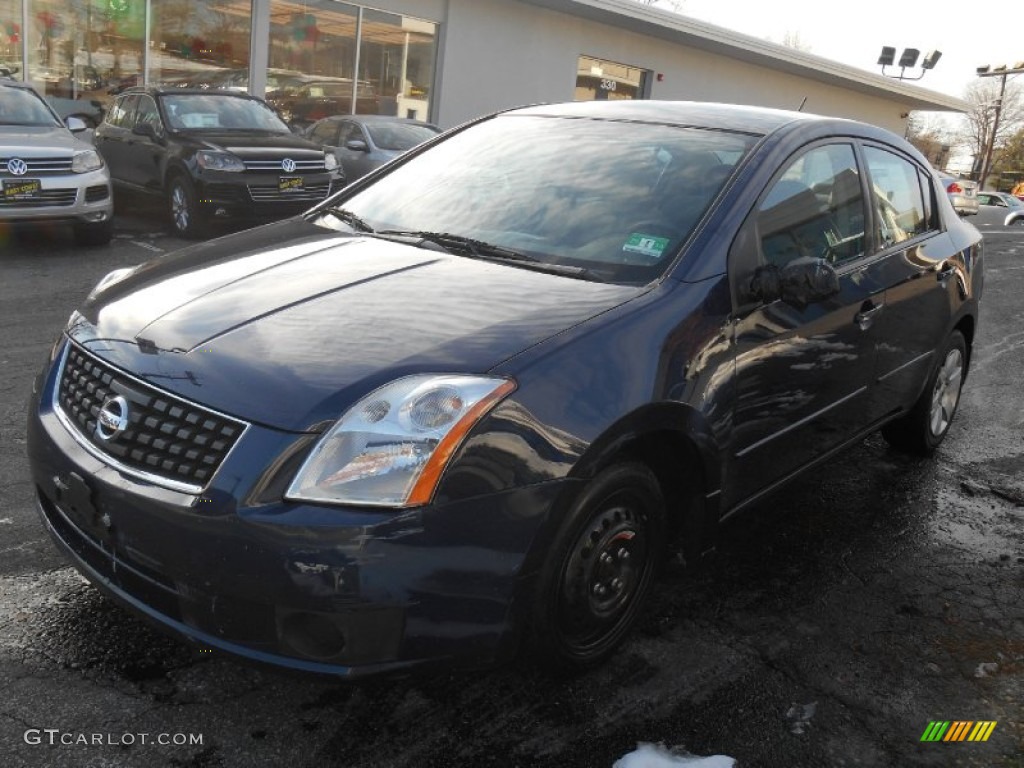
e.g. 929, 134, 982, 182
864, 147, 930, 247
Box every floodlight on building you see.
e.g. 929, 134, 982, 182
879, 46, 941, 81
898, 48, 920, 68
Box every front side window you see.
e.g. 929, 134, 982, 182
135, 95, 161, 129
757, 144, 866, 269
323, 115, 757, 284
863, 146, 931, 248
311, 120, 339, 145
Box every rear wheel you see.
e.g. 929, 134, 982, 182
528, 462, 666, 672
167, 175, 207, 239
882, 330, 967, 455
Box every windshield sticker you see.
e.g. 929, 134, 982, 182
623, 233, 670, 259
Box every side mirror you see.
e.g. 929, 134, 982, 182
749, 258, 839, 308
345, 139, 369, 152
132, 122, 159, 140
65, 116, 87, 133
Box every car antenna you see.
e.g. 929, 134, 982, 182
797, 97, 807, 112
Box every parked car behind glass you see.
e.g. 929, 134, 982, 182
28, 101, 982, 678
0, 80, 112, 245
266, 79, 379, 131
92, 87, 344, 237
974, 191, 1024, 227
303, 115, 440, 182
940, 175, 979, 216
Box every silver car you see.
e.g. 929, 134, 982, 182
0, 80, 113, 245
975, 191, 1024, 228
939, 175, 979, 217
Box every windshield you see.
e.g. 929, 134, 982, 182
161, 93, 291, 132
322, 114, 757, 284
0, 86, 60, 127
366, 121, 440, 151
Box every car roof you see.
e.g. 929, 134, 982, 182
508, 100, 854, 136
0, 79, 36, 91
322, 115, 437, 126
119, 86, 262, 99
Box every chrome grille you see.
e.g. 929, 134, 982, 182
247, 183, 332, 202
56, 343, 247, 491
242, 157, 326, 172
0, 156, 74, 174
0, 189, 77, 207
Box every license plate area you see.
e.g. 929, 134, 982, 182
3, 178, 41, 200
279, 176, 303, 193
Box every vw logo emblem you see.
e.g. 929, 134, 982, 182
7, 158, 27, 176
281, 158, 296, 173
95, 395, 130, 442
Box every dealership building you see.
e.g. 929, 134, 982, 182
2, 0, 966, 131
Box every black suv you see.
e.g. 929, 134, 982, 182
93, 87, 344, 237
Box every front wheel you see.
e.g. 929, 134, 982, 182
527, 462, 666, 672
167, 175, 207, 239
882, 330, 967, 455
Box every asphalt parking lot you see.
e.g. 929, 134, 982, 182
1, 211, 1021, 768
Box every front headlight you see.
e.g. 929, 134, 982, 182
286, 375, 516, 507
196, 150, 245, 172
324, 152, 338, 171
71, 149, 103, 173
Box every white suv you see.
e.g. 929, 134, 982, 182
0, 80, 113, 245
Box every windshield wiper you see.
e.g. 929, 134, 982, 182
376, 230, 537, 261
323, 207, 376, 233
375, 230, 604, 281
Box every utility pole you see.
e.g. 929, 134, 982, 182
976, 64, 1024, 190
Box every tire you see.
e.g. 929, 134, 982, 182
72, 218, 113, 246
527, 462, 666, 672
881, 330, 967, 456
167, 175, 207, 239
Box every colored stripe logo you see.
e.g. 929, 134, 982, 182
920, 721, 997, 742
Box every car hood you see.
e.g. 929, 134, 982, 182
177, 131, 324, 156
0, 125, 87, 153
70, 218, 640, 432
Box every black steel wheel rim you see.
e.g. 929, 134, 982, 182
556, 491, 652, 655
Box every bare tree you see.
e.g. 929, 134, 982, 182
960, 78, 1024, 179
632, 0, 686, 12
906, 113, 954, 170
780, 30, 812, 53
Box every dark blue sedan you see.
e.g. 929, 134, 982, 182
27, 101, 982, 677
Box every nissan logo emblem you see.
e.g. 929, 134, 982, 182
95, 395, 130, 441
7, 158, 27, 176
281, 158, 296, 173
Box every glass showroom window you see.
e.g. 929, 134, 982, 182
357, 9, 436, 120
151, 0, 253, 90
1, 0, 20, 79
575, 55, 650, 101
28, 0, 145, 108
265, 1, 436, 120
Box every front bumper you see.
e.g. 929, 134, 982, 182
0, 167, 112, 225
194, 169, 342, 218
27, 341, 571, 676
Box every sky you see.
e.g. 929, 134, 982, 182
647, 0, 1023, 102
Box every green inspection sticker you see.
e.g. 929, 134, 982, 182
623, 233, 670, 259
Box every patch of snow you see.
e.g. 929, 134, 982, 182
613, 742, 735, 767
785, 701, 817, 735
974, 662, 999, 678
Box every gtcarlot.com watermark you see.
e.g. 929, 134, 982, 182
24, 729, 203, 747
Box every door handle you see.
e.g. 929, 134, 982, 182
854, 301, 884, 331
